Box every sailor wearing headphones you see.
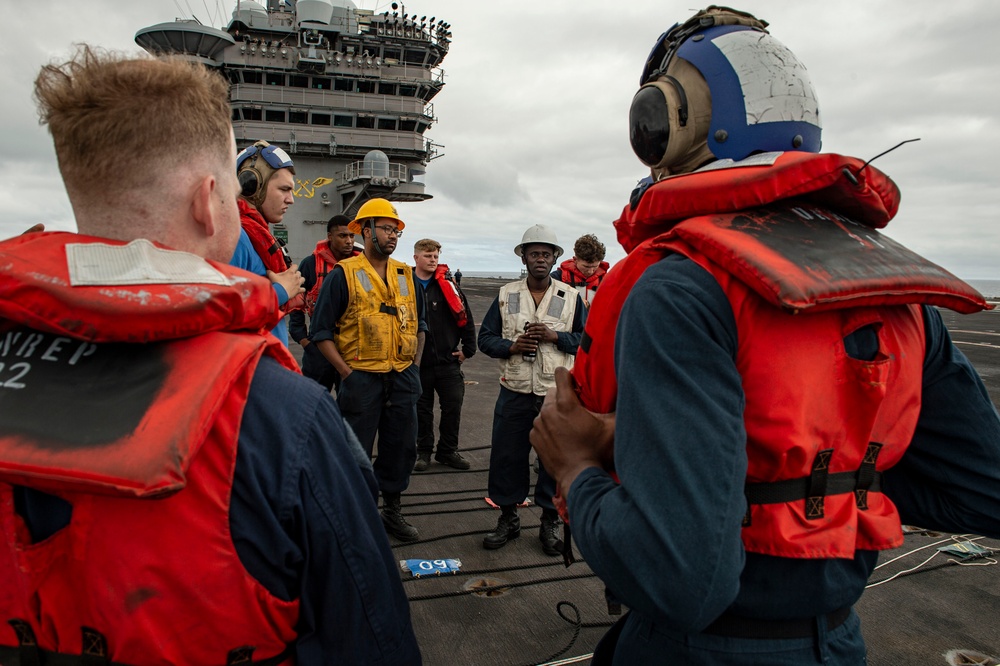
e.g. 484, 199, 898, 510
230, 140, 305, 346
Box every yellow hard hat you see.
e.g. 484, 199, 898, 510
350, 198, 406, 234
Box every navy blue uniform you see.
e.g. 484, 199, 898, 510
569, 255, 1000, 664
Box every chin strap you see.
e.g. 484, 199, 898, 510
368, 220, 390, 257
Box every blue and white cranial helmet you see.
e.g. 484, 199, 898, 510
631, 7, 821, 170
678, 24, 821, 160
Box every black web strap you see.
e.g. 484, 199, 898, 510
2, 621, 291, 666
743, 443, 884, 526
2, 622, 114, 666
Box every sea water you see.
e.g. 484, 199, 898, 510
966, 279, 1000, 300
460, 273, 1000, 299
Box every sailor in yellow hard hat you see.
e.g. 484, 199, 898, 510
310, 198, 426, 543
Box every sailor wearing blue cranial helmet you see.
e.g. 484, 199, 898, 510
529, 5, 1000, 666
629, 5, 820, 179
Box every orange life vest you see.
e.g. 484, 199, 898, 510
556, 258, 609, 306
434, 263, 469, 328
305, 241, 359, 316
569, 153, 989, 558
0, 232, 301, 664
239, 199, 304, 314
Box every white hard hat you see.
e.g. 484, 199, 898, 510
514, 224, 564, 258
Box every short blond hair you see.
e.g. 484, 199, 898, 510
34, 46, 232, 207
413, 238, 441, 253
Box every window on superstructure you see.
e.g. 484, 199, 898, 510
266, 73, 285, 86
312, 77, 331, 90
289, 111, 308, 124
356, 116, 375, 129
289, 75, 309, 88
400, 119, 417, 132
312, 113, 331, 126
377, 118, 396, 130
333, 115, 353, 127
265, 109, 286, 122
244, 108, 263, 121
243, 71, 263, 84
356, 80, 376, 94
232, 109, 243, 121
227, 71, 241, 85
378, 82, 397, 95
416, 122, 428, 134
334, 78, 353, 92
399, 84, 418, 97
403, 49, 425, 65
383, 47, 401, 62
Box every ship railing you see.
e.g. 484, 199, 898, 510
343, 161, 408, 184
233, 123, 430, 154
231, 85, 432, 115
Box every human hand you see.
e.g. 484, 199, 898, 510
452, 350, 467, 363
267, 263, 305, 298
509, 333, 539, 355
531, 367, 615, 491
526, 322, 558, 343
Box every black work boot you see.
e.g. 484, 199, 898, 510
483, 507, 520, 550
539, 510, 563, 556
413, 451, 431, 472
381, 492, 419, 542
435, 451, 471, 470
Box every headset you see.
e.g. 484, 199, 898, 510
236, 140, 295, 203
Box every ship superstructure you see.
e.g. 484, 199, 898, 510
136, 0, 451, 260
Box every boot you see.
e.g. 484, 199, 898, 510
413, 451, 431, 472
435, 451, 471, 470
483, 507, 520, 550
381, 492, 419, 542
539, 510, 563, 556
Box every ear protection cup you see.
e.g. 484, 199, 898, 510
239, 167, 262, 200
629, 74, 692, 169
236, 140, 292, 208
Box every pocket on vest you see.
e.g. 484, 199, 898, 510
358, 315, 391, 360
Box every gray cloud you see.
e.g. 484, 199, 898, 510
2, 0, 998, 279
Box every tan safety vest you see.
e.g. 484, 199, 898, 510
334, 254, 418, 372
497, 278, 578, 395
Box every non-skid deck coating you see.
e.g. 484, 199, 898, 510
293, 277, 1000, 665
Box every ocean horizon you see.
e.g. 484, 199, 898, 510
460, 270, 523, 280
966, 279, 1000, 300
460, 274, 1000, 298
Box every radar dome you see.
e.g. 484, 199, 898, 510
233, 1, 268, 27
363, 150, 390, 178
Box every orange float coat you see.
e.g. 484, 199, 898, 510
569, 152, 989, 558
0, 232, 300, 664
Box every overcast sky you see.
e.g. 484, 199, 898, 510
2, 1, 997, 277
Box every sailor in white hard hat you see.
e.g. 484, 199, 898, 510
475, 225, 588, 556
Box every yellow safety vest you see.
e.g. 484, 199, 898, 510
334, 254, 419, 372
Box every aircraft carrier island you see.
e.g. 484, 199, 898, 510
136, 0, 451, 261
